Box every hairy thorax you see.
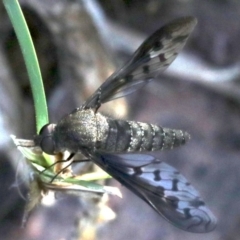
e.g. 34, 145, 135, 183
54, 109, 109, 152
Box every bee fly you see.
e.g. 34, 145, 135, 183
34, 17, 216, 232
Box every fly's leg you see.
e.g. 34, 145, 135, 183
46, 154, 91, 183
40, 153, 75, 182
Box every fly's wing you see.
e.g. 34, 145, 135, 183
82, 16, 197, 110
91, 152, 216, 233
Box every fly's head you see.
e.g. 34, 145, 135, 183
34, 123, 57, 155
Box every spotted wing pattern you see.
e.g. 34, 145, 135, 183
81, 16, 197, 110
92, 152, 216, 233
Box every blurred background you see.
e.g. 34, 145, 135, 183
1, 0, 240, 239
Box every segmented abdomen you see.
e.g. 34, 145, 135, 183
101, 119, 190, 153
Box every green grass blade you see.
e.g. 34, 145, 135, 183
3, 0, 48, 133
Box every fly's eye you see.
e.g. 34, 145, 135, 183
37, 124, 56, 155
40, 136, 55, 155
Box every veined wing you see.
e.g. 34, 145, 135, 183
82, 16, 197, 110
91, 152, 216, 233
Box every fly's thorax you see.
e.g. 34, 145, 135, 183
54, 109, 103, 152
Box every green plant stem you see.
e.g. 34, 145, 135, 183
3, 0, 48, 133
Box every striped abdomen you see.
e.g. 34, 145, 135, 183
99, 119, 190, 153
